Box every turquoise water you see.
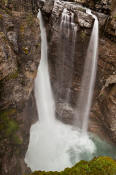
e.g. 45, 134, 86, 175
90, 133, 116, 159
68, 132, 116, 166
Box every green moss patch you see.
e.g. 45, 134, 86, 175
12, 134, 23, 145
0, 109, 17, 136
0, 109, 21, 144
29, 157, 116, 175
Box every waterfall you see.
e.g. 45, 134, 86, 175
34, 10, 56, 124
75, 9, 99, 133
24, 6, 116, 172
58, 8, 77, 104
60, 8, 77, 37
25, 10, 96, 172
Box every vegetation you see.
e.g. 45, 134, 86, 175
0, 109, 22, 145
29, 157, 116, 175
0, 109, 17, 137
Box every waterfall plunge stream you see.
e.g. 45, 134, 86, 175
25, 9, 116, 172
58, 8, 77, 113
75, 9, 99, 132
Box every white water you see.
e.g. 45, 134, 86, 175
61, 8, 77, 37
25, 10, 97, 172
75, 9, 99, 133
34, 11, 55, 124
59, 8, 77, 104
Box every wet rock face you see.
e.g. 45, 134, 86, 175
47, 1, 106, 104
44, 0, 116, 143
56, 101, 75, 124
0, 1, 40, 175
47, 1, 95, 109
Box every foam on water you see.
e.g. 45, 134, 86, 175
25, 121, 96, 171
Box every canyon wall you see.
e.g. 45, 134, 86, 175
41, 0, 116, 144
0, 0, 116, 174
0, 0, 41, 174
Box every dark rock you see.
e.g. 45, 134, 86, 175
56, 101, 75, 124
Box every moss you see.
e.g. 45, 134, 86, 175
23, 47, 29, 55
0, 109, 17, 133
12, 135, 23, 145
5, 120, 18, 136
28, 157, 116, 175
0, 109, 24, 145
0, 109, 21, 144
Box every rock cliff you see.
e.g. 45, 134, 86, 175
42, 0, 116, 144
0, 0, 116, 175
0, 0, 41, 174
